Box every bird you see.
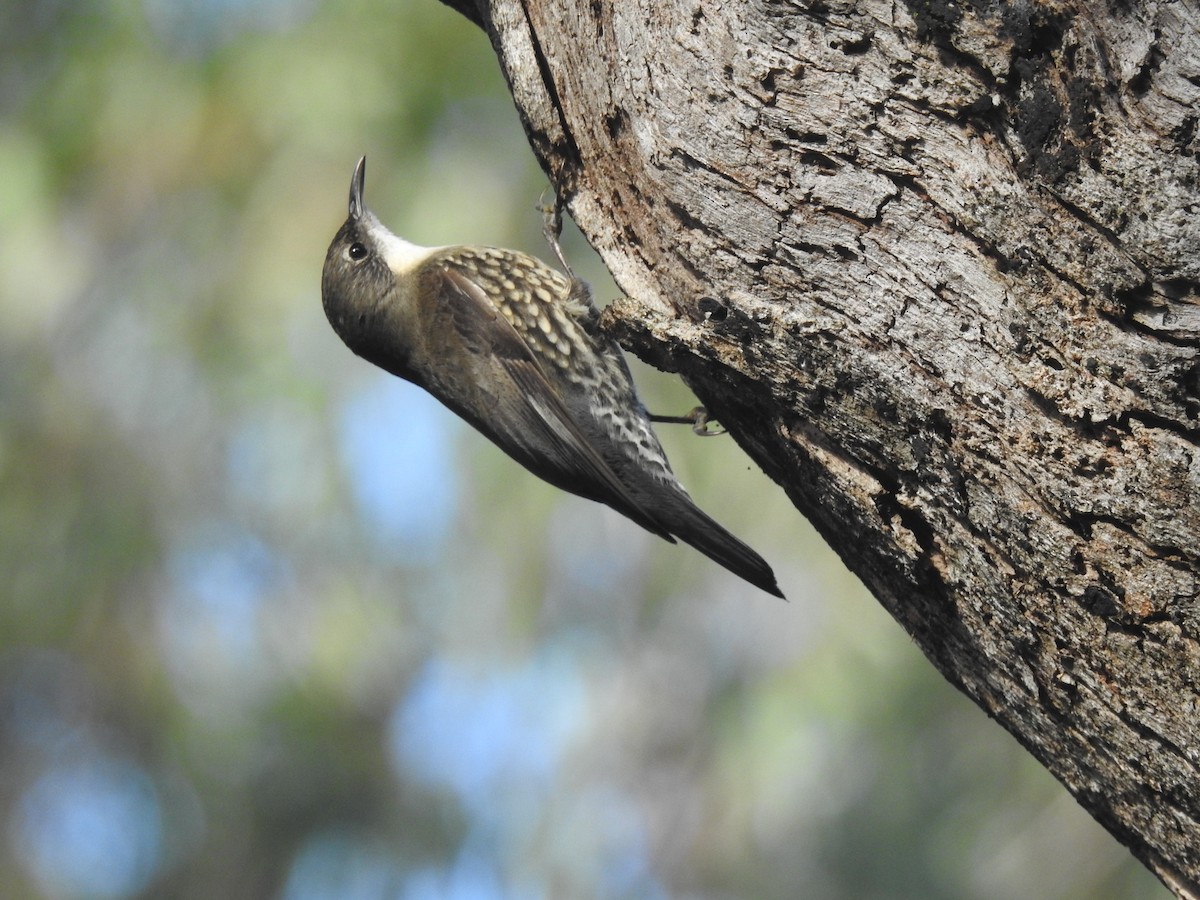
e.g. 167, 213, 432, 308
321, 156, 783, 597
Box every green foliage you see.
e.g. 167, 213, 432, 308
0, 0, 1162, 896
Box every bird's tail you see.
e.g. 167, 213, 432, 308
663, 495, 784, 598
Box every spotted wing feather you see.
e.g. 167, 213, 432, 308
434, 265, 675, 542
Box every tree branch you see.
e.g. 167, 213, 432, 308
444, 0, 1200, 891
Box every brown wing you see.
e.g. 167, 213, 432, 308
433, 265, 674, 541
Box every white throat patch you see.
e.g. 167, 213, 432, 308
367, 215, 441, 275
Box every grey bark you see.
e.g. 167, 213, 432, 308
440, 0, 1200, 892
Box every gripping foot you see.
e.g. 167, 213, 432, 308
648, 406, 727, 436
538, 190, 574, 277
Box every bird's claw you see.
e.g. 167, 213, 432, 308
688, 407, 726, 436
538, 189, 573, 277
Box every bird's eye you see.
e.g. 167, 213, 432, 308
348, 242, 369, 261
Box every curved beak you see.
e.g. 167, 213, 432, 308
349, 156, 366, 220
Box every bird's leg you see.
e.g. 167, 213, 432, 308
648, 407, 727, 436
538, 189, 575, 278
539, 189, 607, 335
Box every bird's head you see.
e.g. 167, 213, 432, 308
321, 157, 434, 366
321, 157, 394, 340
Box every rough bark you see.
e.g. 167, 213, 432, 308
440, 0, 1200, 891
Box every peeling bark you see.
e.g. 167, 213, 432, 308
440, 0, 1200, 891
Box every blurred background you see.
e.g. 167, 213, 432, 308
0, 0, 1165, 897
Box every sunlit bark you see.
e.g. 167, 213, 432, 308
443, 0, 1200, 892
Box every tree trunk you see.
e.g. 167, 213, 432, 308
440, 0, 1200, 892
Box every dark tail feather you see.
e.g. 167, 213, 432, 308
665, 497, 784, 598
